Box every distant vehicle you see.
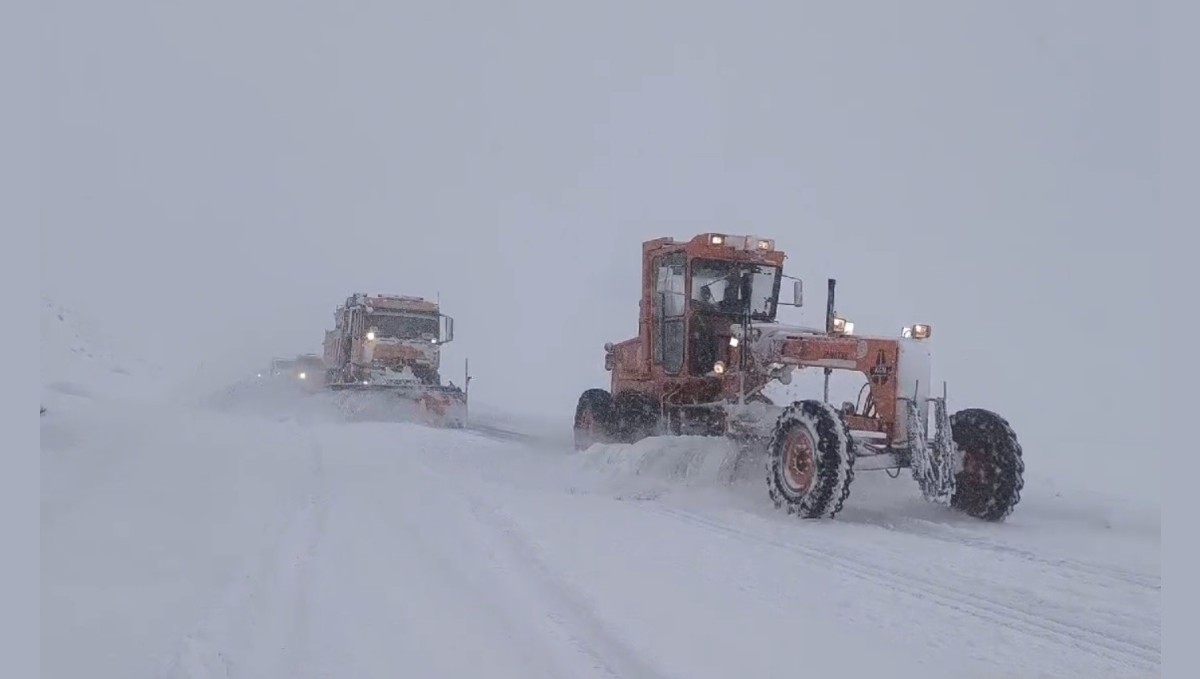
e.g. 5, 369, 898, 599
268, 356, 298, 378
260, 354, 327, 393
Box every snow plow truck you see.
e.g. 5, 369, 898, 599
322, 293, 468, 428
573, 233, 1024, 522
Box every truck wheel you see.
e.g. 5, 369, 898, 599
766, 400, 855, 519
949, 408, 1024, 521
574, 388, 616, 451
612, 391, 659, 444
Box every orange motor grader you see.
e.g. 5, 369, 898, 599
573, 233, 1024, 521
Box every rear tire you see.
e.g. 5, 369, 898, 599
949, 408, 1024, 521
574, 388, 617, 451
766, 400, 855, 519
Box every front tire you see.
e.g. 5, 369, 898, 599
766, 400, 855, 519
574, 388, 616, 451
949, 408, 1024, 521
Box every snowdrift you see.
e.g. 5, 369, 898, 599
40, 296, 166, 413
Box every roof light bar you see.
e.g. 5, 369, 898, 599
706, 233, 775, 252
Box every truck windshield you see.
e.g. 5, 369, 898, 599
691, 259, 780, 319
368, 313, 439, 340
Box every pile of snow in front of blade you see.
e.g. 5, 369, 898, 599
204, 377, 458, 429
574, 436, 765, 500
325, 389, 439, 424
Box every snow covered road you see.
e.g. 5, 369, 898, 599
41, 392, 1161, 679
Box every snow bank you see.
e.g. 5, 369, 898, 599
40, 296, 167, 413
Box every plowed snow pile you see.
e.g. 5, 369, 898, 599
40, 296, 164, 411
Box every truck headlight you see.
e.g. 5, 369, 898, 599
728, 336, 739, 348
902, 324, 931, 339
298, 372, 307, 380
713, 360, 726, 375
366, 331, 376, 341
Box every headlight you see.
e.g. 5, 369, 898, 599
713, 360, 726, 375
366, 331, 376, 341
728, 336, 739, 348
902, 324, 931, 339
298, 372, 307, 380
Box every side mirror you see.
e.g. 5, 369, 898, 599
793, 280, 803, 307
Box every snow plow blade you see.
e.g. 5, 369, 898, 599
327, 383, 467, 428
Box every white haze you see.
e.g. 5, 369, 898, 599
41, 1, 1156, 497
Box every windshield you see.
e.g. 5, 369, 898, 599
691, 259, 780, 319
367, 313, 439, 340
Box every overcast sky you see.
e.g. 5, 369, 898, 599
41, 1, 1155, 493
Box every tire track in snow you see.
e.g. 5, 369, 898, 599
466, 499, 674, 679
589, 436, 1158, 594
410, 457, 672, 679
926, 531, 1157, 591
155, 438, 328, 679
277, 436, 327, 679
837, 508, 1159, 592
647, 504, 1160, 676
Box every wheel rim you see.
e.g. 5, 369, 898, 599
781, 427, 816, 495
